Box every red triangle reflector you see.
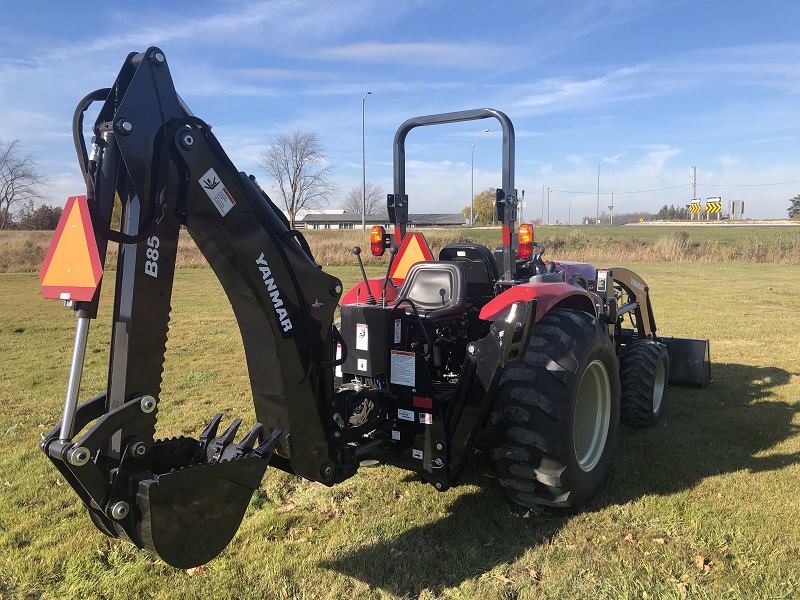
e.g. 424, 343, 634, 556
40, 196, 103, 301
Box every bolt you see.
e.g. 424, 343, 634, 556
333, 431, 341, 438
434, 481, 443, 490
468, 344, 475, 354
68, 446, 90, 466
180, 132, 194, 149
130, 441, 148, 457
435, 441, 444, 452
140, 396, 156, 413
110, 501, 130, 520
117, 120, 133, 133
152, 51, 165, 64
321, 464, 333, 478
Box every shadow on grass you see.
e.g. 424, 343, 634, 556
602, 362, 799, 505
323, 363, 798, 596
321, 461, 568, 596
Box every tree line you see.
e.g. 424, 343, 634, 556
5, 132, 800, 231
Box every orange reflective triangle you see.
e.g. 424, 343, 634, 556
40, 196, 103, 301
389, 232, 434, 280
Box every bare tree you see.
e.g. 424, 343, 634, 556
258, 129, 337, 228
341, 182, 386, 215
0, 138, 48, 229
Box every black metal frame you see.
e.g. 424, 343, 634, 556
388, 109, 519, 280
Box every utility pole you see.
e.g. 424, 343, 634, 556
361, 90, 372, 232
608, 191, 614, 226
692, 165, 697, 199
547, 187, 551, 225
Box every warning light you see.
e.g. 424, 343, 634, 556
517, 224, 534, 260
370, 226, 386, 256
40, 196, 103, 301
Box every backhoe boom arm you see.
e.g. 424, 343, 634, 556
40, 47, 343, 567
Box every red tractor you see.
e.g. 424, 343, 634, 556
39, 48, 710, 568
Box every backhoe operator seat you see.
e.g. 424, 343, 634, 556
438, 243, 499, 307
394, 261, 466, 321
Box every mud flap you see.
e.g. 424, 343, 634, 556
660, 337, 711, 388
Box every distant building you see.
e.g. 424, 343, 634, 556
298, 212, 466, 230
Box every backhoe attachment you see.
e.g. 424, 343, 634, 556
40, 48, 343, 568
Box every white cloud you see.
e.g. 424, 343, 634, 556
317, 42, 512, 68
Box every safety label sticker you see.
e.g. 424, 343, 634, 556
357, 358, 367, 371
398, 408, 415, 422
390, 350, 415, 386
412, 449, 423, 460
199, 167, 236, 217
419, 413, 432, 425
394, 319, 402, 344
391, 430, 401, 441
356, 323, 369, 351
335, 344, 342, 378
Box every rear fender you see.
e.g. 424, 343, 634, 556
478, 282, 595, 323
341, 277, 402, 306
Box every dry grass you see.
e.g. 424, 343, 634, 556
4, 224, 799, 274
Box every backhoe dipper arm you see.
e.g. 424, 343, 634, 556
40, 47, 343, 568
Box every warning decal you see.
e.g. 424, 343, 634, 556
390, 350, 416, 386
199, 167, 236, 217
356, 323, 369, 351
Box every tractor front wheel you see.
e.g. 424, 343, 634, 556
620, 340, 669, 428
488, 308, 620, 515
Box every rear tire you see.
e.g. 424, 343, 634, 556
620, 340, 669, 428
487, 309, 620, 515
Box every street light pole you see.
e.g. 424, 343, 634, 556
596, 156, 619, 225
470, 128, 489, 226
361, 90, 372, 232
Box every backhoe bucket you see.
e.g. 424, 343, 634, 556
106, 420, 283, 568
661, 337, 711, 388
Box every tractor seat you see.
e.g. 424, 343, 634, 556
394, 261, 466, 321
438, 243, 499, 306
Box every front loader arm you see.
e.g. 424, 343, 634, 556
40, 47, 342, 568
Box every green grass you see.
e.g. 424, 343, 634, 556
1, 262, 799, 599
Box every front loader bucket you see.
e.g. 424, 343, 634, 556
661, 337, 711, 388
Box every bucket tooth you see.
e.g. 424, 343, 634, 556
198, 413, 223, 446
207, 418, 242, 461
221, 423, 263, 461
253, 426, 283, 459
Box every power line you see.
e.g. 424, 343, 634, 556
551, 183, 691, 195
698, 180, 800, 187
550, 178, 800, 196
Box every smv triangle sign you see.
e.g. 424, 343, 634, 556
40, 196, 103, 301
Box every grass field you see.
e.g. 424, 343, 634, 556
1, 257, 799, 598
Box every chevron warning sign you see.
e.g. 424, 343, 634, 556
706, 199, 722, 213
689, 202, 702, 214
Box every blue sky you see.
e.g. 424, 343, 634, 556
2, 0, 799, 221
